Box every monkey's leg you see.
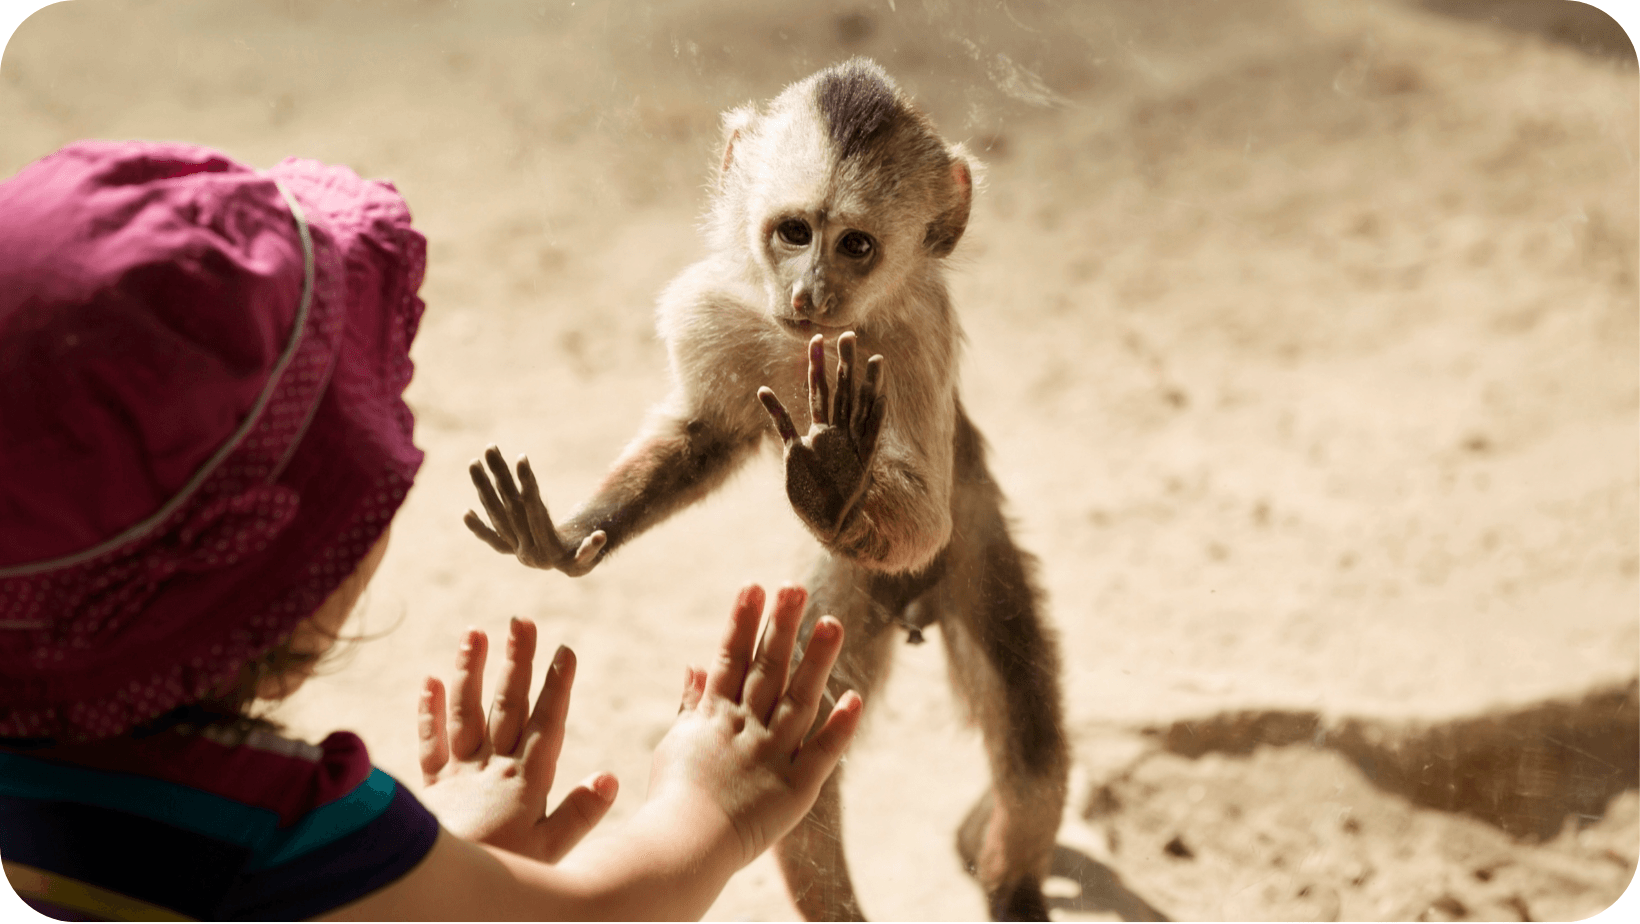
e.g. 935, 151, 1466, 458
939, 536, 1069, 922
777, 764, 863, 922
775, 557, 899, 922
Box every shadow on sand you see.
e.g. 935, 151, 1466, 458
1045, 844, 1171, 921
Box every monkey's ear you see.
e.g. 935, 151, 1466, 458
720, 104, 758, 174
924, 150, 976, 258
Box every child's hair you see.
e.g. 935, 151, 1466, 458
130, 636, 332, 741
147, 539, 391, 741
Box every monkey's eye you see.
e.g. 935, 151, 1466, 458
837, 231, 874, 259
776, 219, 812, 247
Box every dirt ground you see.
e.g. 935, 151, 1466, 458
2, 1, 1636, 920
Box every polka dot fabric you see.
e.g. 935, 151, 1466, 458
0, 141, 426, 741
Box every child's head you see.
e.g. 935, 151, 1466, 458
0, 141, 427, 743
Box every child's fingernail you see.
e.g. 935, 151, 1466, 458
592, 773, 618, 801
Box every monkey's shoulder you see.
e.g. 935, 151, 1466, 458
658, 259, 760, 328
657, 259, 792, 347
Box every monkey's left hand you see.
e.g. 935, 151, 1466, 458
758, 331, 885, 542
465, 445, 607, 576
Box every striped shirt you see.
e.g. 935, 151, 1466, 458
0, 727, 438, 920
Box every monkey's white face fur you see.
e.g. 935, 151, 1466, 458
710, 59, 973, 339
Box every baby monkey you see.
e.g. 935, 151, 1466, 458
467, 58, 1067, 921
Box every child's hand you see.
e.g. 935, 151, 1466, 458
647, 584, 862, 868
417, 618, 616, 863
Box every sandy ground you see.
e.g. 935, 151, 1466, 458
2, 1, 1637, 919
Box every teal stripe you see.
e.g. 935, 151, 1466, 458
0, 751, 280, 850
0, 752, 398, 870
252, 768, 397, 869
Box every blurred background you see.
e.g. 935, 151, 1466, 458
2, 1, 1635, 919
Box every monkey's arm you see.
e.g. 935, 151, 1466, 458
466, 415, 760, 576
759, 332, 950, 573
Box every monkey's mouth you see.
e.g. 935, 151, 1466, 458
779, 317, 851, 338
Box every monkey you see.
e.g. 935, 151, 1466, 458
465, 58, 1068, 922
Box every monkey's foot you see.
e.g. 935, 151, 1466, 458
956, 791, 1052, 922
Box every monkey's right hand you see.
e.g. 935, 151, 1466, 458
758, 332, 886, 544
465, 445, 606, 576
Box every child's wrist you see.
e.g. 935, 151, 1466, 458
634, 785, 749, 874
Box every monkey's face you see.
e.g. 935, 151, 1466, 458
751, 166, 964, 340
744, 139, 944, 337
719, 59, 973, 339
760, 205, 885, 337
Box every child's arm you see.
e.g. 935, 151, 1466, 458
317, 585, 860, 922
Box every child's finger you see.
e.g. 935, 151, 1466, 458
790, 690, 863, 787
704, 584, 765, 704
519, 645, 575, 801
418, 676, 449, 785
488, 617, 537, 756
741, 585, 807, 724
535, 772, 618, 864
769, 616, 845, 754
679, 665, 706, 713
448, 629, 490, 761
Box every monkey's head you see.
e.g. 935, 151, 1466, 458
711, 58, 975, 338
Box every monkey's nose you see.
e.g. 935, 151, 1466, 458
792, 279, 834, 318
793, 285, 829, 319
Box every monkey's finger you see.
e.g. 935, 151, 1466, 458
572, 531, 606, 570
464, 510, 514, 553
705, 584, 766, 704
515, 457, 565, 559
469, 458, 517, 547
489, 447, 545, 563
834, 332, 856, 433
448, 629, 491, 762
758, 387, 800, 445
484, 446, 529, 524
858, 396, 887, 471
487, 617, 536, 757
769, 615, 845, 753
807, 333, 830, 427
741, 585, 808, 725
418, 676, 449, 785
855, 355, 887, 456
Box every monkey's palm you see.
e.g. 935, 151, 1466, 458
759, 332, 886, 540
465, 446, 606, 576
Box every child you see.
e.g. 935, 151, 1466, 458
0, 140, 862, 921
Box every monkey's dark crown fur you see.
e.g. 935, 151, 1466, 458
816, 59, 902, 161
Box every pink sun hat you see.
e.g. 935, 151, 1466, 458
0, 140, 426, 741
